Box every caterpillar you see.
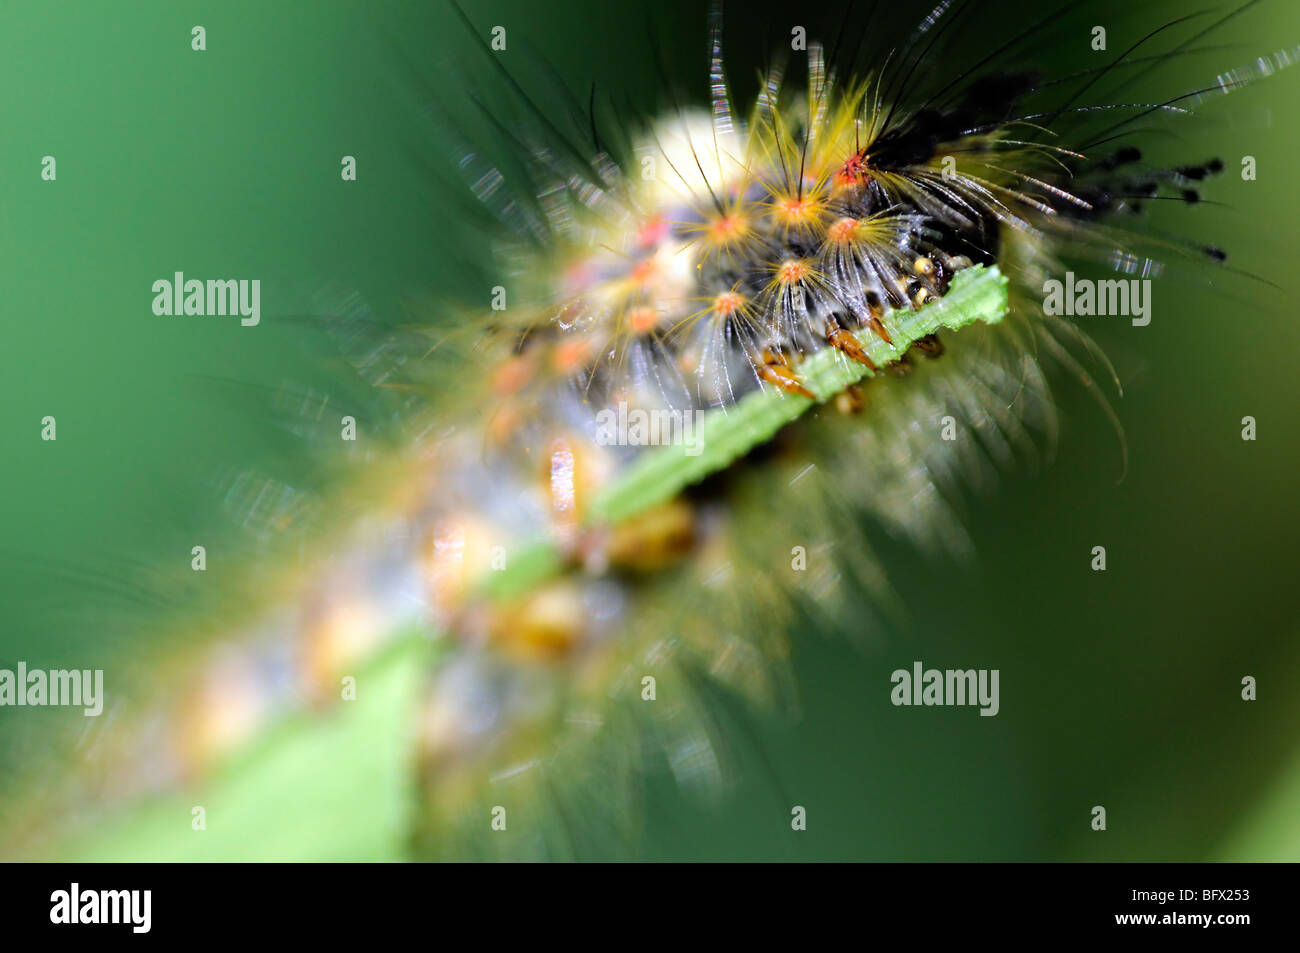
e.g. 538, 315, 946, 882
4, 0, 1296, 861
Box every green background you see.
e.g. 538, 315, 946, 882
1, 0, 1297, 860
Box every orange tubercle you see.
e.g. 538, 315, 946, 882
776, 258, 812, 286
712, 290, 746, 317
770, 193, 826, 231
834, 150, 873, 190
826, 217, 860, 244
626, 306, 660, 335
552, 336, 595, 375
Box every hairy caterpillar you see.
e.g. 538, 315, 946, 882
4, 0, 1297, 862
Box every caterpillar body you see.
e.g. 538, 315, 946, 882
8, 0, 1297, 861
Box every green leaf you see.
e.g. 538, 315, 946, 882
50, 635, 431, 862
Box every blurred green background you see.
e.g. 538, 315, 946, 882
1, 0, 1297, 860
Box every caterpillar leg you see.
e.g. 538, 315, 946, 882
862, 292, 892, 345
834, 382, 868, 415
911, 333, 945, 359
756, 348, 816, 399
826, 319, 878, 371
